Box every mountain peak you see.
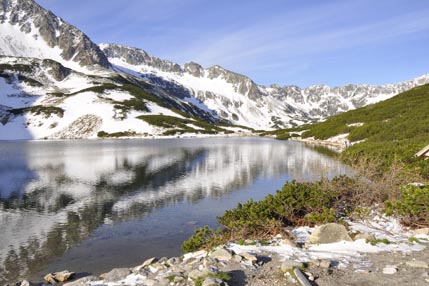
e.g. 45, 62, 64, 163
0, 0, 109, 72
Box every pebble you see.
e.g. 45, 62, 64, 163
382, 266, 398, 275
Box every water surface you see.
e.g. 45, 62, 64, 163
0, 137, 349, 283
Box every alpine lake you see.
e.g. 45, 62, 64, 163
0, 137, 351, 284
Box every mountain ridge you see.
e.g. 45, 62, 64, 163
0, 0, 429, 139
101, 43, 429, 128
0, 0, 110, 72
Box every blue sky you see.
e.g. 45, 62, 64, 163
37, 0, 429, 87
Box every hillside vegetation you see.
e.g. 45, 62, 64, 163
271, 84, 429, 177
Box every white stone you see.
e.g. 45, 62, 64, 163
382, 266, 397, 274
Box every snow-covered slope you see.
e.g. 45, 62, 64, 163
101, 44, 429, 129
0, 56, 230, 140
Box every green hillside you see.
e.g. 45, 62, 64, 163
281, 84, 429, 177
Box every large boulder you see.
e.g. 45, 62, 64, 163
209, 248, 233, 261
308, 223, 352, 244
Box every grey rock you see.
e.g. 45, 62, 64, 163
202, 277, 224, 286
149, 262, 167, 272
239, 252, 258, 264
44, 270, 75, 284
101, 268, 130, 282
173, 275, 185, 283
308, 223, 352, 244
15, 280, 31, 286
63, 276, 97, 286
142, 279, 157, 286
167, 257, 182, 265
200, 265, 219, 275
319, 260, 332, 269
188, 269, 206, 280
209, 248, 233, 261
42, 59, 72, 81
184, 62, 204, 78
405, 260, 429, 268
156, 277, 170, 286
281, 260, 303, 271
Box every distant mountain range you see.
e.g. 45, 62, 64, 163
0, 0, 428, 139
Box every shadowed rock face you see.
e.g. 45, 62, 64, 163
41, 59, 71, 81
102, 44, 182, 73
101, 44, 264, 100
0, 0, 109, 69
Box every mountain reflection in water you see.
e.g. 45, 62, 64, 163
0, 138, 350, 283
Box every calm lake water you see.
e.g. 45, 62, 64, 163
0, 137, 350, 283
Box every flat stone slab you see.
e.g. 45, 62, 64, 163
405, 260, 429, 268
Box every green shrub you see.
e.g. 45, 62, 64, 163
181, 226, 222, 253
97, 131, 137, 138
294, 84, 429, 178
276, 133, 291, 140
10, 106, 64, 118
385, 184, 429, 227
138, 114, 228, 135
367, 238, 391, 246
0, 63, 33, 73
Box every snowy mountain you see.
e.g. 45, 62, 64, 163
102, 43, 429, 129
0, 0, 109, 73
0, 55, 226, 140
0, 0, 428, 139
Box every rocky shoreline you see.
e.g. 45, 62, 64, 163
13, 213, 429, 286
